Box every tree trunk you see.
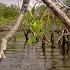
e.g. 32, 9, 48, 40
41, 0, 70, 31
42, 34, 46, 59
0, 0, 29, 59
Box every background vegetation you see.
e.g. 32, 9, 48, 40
0, 3, 19, 26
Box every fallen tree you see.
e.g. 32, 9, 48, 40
0, 0, 29, 59
41, 0, 70, 31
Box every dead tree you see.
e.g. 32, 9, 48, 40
41, 0, 70, 31
0, 0, 29, 59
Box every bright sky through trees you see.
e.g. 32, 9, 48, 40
0, 0, 37, 9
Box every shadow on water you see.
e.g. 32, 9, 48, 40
41, 43, 46, 70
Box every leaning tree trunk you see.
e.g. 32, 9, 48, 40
0, 0, 29, 59
41, 0, 70, 31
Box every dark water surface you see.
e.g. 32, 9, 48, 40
0, 32, 70, 70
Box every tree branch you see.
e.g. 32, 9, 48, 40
0, 0, 29, 59
41, 0, 70, 31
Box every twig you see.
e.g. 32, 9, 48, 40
58, 0, 70, 9
43, 40, 52, 46
24, 20, 36, 35
44, 34, 52, 45
40, 8, 49, 21
57, 29, 64, 43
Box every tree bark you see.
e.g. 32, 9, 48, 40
41, 0, 70, 31
0, 0, 29, 59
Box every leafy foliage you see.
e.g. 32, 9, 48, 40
0, 3, 19, 26
55, 17, 63, 27
23, 4, 63, 45
4, 5, 19, 18
27, 35, 37, 45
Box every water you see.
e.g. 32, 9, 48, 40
0, 31, 70, 70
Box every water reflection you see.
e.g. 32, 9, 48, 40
0, 32, 70, 70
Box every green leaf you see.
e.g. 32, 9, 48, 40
27, 35, 37, 45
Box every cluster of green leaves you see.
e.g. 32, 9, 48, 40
0, 3, 19, 26
23, 6, 45, 45
27, 35, 37, 45
23, 5, 63, 45
25, 9, 44, 35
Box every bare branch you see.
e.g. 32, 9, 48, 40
41, 0, 70, 31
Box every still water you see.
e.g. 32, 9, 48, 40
0, 31, 70, 70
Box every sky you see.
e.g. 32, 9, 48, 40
0, 0, 65, 7
0, 0, 37, 8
